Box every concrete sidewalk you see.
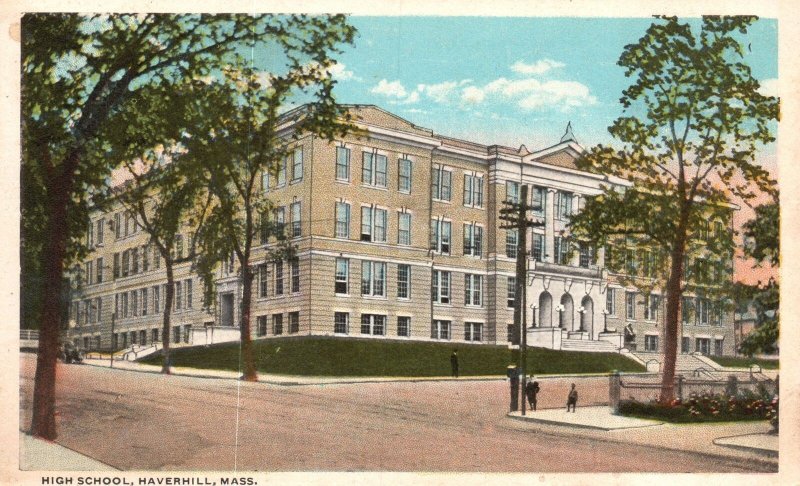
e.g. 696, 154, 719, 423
19, 432, 117, 471
505, 405, 778, 466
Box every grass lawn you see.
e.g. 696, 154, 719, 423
710, 356, 779, 370
140, 337, 644, 377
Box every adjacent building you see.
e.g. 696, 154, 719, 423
66, 105, 736, 356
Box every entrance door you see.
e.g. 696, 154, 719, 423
220, 293, 235, 327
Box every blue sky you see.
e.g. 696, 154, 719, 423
322, 16, 778, 152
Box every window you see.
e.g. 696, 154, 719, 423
335, 258, 349, 294
397, 264, 411, 299
397, 316, 410, 337
645, 335, 658, 352
681, 336, 690, 353
463, 223, 483, 257
96, 219, 104, 245
464, 274, 483, 306
696, 297, 710, 325
531, 233, 545, 262
334, 312, 349, 334
625, 248, 637, 275
274, 261, 284, 296
121, 250, 130, 276
131, 248, 139, 274
464, 322, 483, 342
261, 169, 270, 193
272, 314, 283, 335
142, 245, 149, 271
95, 297, 102, 322
463, 174, 483, 207
554, 236, 570, 265
277, 156, 286, 187
259, 264, 269, 297
361, 206, 387, 242
579, 243, 593, 268
290, 202, 302, 238
87, 221, 94, 248
175, 235, 183, 260
141, 289, 148, 316
289, 311, 299, 333
506, 181, 519, 203
532, 186, 546, 217
114, 213, 121, 239
696, 337, 710, 355
172, 326, 180, 344
714, 338, 724, 356
644, 294, 659, 321
291, 258, 300, 293
431, 270, 451, 304
398, 212, 411, 246
113, 253, 120, 279
711, 301, 723, 326
606, 288, 616, 315
259, 211, 269, 245
681, 296, 694, 323
175, 281, 182, 310
122, 292, 129, 318
335, 202, 350, 238
362, 151, 388, 187
131, 290, 139, 317
153, 286, 160, 314
291, 147, 303, 182
336, 146, 350, 181
361, 314, 386, 336
85, 261, 93, 285
507, 277, 516, 308
506, 229, 518, 258
186, 279, 193, 308
257, 316, 268, 336
431, 320, 451, 340
398, 158, 412, 192
430, 219, 452, 254
432, 166, 452, 201
626, 292, 636, 320
507, 324, 514, 342
556, 191, 573, 220
361, 261, 386, 297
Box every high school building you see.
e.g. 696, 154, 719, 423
67, 105, 736, 356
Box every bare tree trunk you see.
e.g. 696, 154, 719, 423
240, 265, 257, 381
659, 220, 688, 404
161, 261, 175, 374
31, 156, 76, 440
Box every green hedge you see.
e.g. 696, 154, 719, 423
619, 391, 777, 424
710, 355, 779, 370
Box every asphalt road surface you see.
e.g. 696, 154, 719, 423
19, 354, 773, 472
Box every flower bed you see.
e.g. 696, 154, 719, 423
619, 391, 779, 425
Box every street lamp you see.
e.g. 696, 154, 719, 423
578, 305, 586, 332
556, 304, 565, 328
602, 308, 609, 333
530, 303, 538, 328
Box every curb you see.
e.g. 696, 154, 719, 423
713, 433, 779, 458
506, 411, 664, 431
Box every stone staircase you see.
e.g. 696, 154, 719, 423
631, 352, 723, 376
560, 338, 620, 353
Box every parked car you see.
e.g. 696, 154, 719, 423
58, 341, 84, 364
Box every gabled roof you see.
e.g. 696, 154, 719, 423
341, 104, 435, 138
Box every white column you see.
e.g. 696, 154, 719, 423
545, 189, 556, 263
570, 195, 581, 266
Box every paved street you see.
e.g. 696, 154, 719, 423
19, 354, 776, 472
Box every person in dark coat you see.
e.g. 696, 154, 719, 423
567, 383, 578, 412
450, 350, 459, 378
525, 380, 540, 411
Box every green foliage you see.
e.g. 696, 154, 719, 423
743, 201, 779, 267
140, 338, 645, 376
619, 390, 777, 423
710, 355, 778, 369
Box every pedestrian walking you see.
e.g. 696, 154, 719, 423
566, 383, 578, 412
450, 349, 459, 378
525, 380, 540, 411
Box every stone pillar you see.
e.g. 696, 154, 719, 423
570, 195, 581, 266
597, 246, 606, 269
545, 189, 556, 263
609, 370, 621, 414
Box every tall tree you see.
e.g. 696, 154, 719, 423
22, 13, 337, 439
189, 22, 358, 381
569, 16, 778, 403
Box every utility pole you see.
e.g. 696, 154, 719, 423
500, 184, 544, 416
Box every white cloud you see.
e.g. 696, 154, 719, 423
402, 91, 420, 104
483, 77, 596, 110
328, 62, 357, 81
461, 86, 486, 104
371, 79, 408, 98
758, 78, 778, 97
417, 81, 460, 104
510, 59, 565, 75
